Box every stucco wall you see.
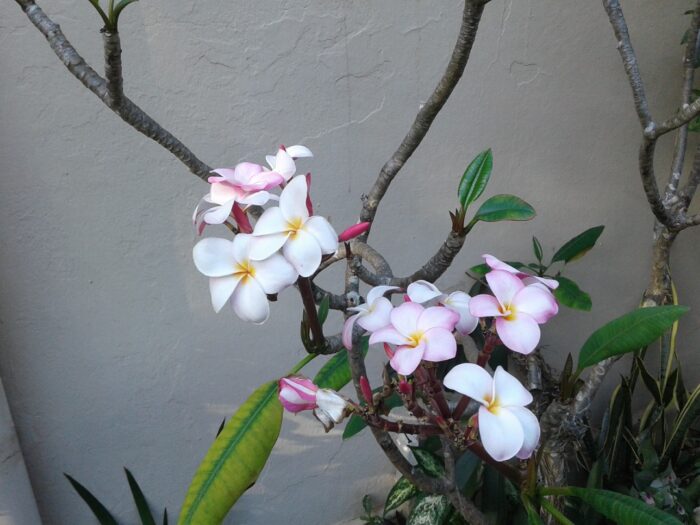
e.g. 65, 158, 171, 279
1, 0, 699, 523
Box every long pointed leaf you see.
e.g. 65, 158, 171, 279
64, 474, 119, 525
660, 383, 700, 468
178, 381, 282, 524
458, 149, 492, 209
551, 226, 604, 264
473, 194, 535, 223
576, 306, 688, 371
313, 337, 368, 390
124, 468, 156, 525
384, 477, 420, 515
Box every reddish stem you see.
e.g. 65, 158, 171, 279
476, 333, 500, 367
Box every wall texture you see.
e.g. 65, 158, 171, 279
1, 0, 699, 523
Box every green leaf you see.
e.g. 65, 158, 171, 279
384, 477, 420, 515
124, 468, 156, 525
553, 277, 592, 311
635, 357, 662, 405
64, 474, 119, 525
317, 295, 330, 326
532, 236, 543, 262
407, 494, 451, 525
313, 337, 368, 390
551, 226, 604, 264
454, 450, 481, 490
162, 509, 168, 525
521, 495, 544, 525
576, 306, 689, 371
660, 383, 700, 468
458, 149, 492, 209
342, 414, 367, 440
178, 381, 283, 525
411, 448, 445, 478
551, 487, 683, 525
473, 194, 535, 223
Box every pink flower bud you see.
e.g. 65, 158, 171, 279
305, 173, 313, 215
359, 376, 373, 405
232, 202, 253, 234
383, 343, 395, 359
278, 376, 318, 413
398, 380, 412, 396
338, 222, 371, 242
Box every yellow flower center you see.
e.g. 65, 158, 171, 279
407, 331, 424, 348
498, 303, 517, 321
286, 216, 304, 237
233, 260, 256, 283
483, 393, 501, 414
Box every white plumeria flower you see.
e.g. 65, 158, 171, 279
265, 145, 313, 182
444, 364, 540, 461
406, 280, 478, 335
342, 285, 398, 349
249, 175, 338, 277
192, 234, 297, 323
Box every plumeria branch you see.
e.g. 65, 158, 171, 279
13, 0, 212, 180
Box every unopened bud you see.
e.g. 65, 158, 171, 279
398, 380, 412, 396
305, 173, 313, 215
338, 221, 371, 242
232, 203, 253, 234
383, 343, 395, 359
359, 376, 373, 406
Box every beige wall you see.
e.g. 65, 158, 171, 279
1, 0, 699, 523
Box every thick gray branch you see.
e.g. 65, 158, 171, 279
15, 0, 211, 181
359, 0, 488, 227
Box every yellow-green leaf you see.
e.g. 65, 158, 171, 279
178, 381, 282, 525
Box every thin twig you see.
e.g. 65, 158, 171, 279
15, 0, 212, 181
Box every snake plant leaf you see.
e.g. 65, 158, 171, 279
660, 383, 700, 469
384, 477, 420, 515
473, 194, 535, 223
576, 306, 689, 371
551, 226, 604, 264
64, 474, 119, 525
178, 381, 282, 525
458, 149, 492, 209
124, 468, 156, 525
313, 337, 368, 390
555, 487, 683, 525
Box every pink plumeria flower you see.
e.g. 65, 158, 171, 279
277, 376, 348, 431
406, 281, 478, 335
342, 285, 398, 349
483, 254, 558, 290
192, 234, 297, 323
469, 270, 558, 354
193, 162, 284, 227
369, 302, 459, 375
249, 176, 338, 277
265, 145, 313, 182
444, 364, 540, 461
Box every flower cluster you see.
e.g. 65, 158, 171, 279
192, 145, 341, 323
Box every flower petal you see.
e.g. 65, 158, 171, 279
315, 389, 347, 423
443, 363, 493, 405
248, 233, 289, 261
283, 229, 322, 277
202, 201, 234, 225
390, 302, 424, 337
478, 406, 524, 461
210, 168, 237, 182
421, 327, 457, 362
483, 254, 519, 274
252, 252, 298, 294
279, 175, 310, 222
231, 162, 264, 186
493, 366, 533, 407
303, 216, 338, 254
210, 181, 244, 205
369, 327, 409, 346
495, 315, 540, 354
468, 294, 503, 318
193, 238, 236, 277
238, 190, 274, 207
443, 292, 479, 335
209, 275, 241, 313
252, 206, 288, 236
509, 406, 540, 459
406, 280, 443, 303
390, 345, 425, 375
274, 149, 297, 180
231, 278, 270, 324
231, 233, 253, 262
357, 297, 393, 332
285, 144, 313, 158
418, 306, 459, 332
511, 285, 559, 324
524, 276, 559, 290
366, 285, 399, 305
485, 270, 524, 306
342, 313, 360, 350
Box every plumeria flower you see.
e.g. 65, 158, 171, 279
342, 285, 398, 349
265, 145, 313, 182
482, 254, 558, 290
249, 176, 338, 277
406, 281, 478, 335
192, 234, 297, 323
193, 162, 284, 228
444, 364, 540, 461
278, 376, 348, 432
469, 270, 558, 354
369, 302, 459, 375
